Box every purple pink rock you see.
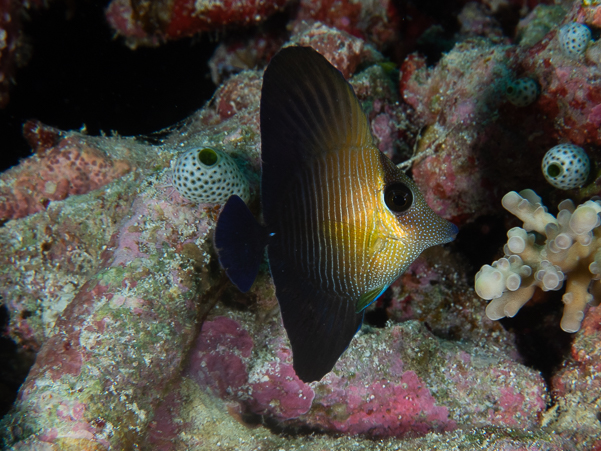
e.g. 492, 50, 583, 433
144, 307, 560, 447
2, 6, 601, 450
549, 305, 601, 449
105, 0, 291, 48
0, 124, 132, 223
2, 172, 219, 448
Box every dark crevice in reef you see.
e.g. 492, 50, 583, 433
391, 0, 463, 66
260, 414, 381, 442
0, 0, 219, 173
0, 304, 36, 419
363, 289, 393, 329
453, 215, 508, 280
499, 291, 574, 386
414, 25, 458, 66
405, 0, 465, 35
260, 414, 323, 437
493, 3, 523, 39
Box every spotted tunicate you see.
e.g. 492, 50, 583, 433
172, 147, 250, 203
505, 78, 539, 107
558, 23, 591, 59
542, 143, 590, 190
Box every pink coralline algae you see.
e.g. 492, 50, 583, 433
549, 304, 601, 447
4, 4, 601, 450
307, 371, 452, 437
400, 18, 601, 223
0, 162, 145, 350
187, 317, 254, 400
295, 0, 401, 49
400, 40, 519, 224
519, 2, 601, 146
2, 168, 217, 448
106, 0, 290, 47
147, 308, 551, 444
0, 123, 131, 223
185, 317, 315, 422
400, 1, 601, 228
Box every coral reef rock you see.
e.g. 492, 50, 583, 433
3, 3, 601, 450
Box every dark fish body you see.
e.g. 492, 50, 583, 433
215, 46, 457, 382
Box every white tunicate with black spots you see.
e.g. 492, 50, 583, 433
542, 143, 590, 190
558, 23, 591, 59
172, 147, 250, 204
506, 78, 539, 107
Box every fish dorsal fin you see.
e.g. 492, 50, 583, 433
260, 46, 373, 223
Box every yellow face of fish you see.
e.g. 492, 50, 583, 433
216, 45, 457, 382
287, 144, 456, 314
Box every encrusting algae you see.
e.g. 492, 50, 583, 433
3, 0, 601, 448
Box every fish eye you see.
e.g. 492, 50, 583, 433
384, 183, 413, 213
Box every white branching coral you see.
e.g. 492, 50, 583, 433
475, 189, 601, 333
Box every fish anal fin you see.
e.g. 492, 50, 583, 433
268, 242, 363, 382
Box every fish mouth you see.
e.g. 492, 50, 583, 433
438, 221, 459, 244
449, 223, 459, 241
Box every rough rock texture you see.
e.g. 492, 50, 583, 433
105, 0, 291, 48
144, 308, 568, 449
518, 2, 601, 148
0, 124, 133, 223
289, 20, 383, 79
385, 247, 518, 355
400, 1, 601, 228
548, 304, 601, 449
3, 4, 601, 450
1, 154, 222, 448
208, 33, 286, 85
296, 0, 401, 49
400, 39, 519, 225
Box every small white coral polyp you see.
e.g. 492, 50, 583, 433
172, 147, 250, 204
475, 190, 601, 333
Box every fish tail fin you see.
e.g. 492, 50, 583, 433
214, 195, 267, 292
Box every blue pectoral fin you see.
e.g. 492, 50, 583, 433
356, 284, 388, 313
214, 195, 267, 292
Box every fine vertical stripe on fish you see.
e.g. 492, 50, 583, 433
214, 46, 458, 382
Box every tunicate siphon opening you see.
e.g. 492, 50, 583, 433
547, 163, 562, 178
198, 148, 218, 166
